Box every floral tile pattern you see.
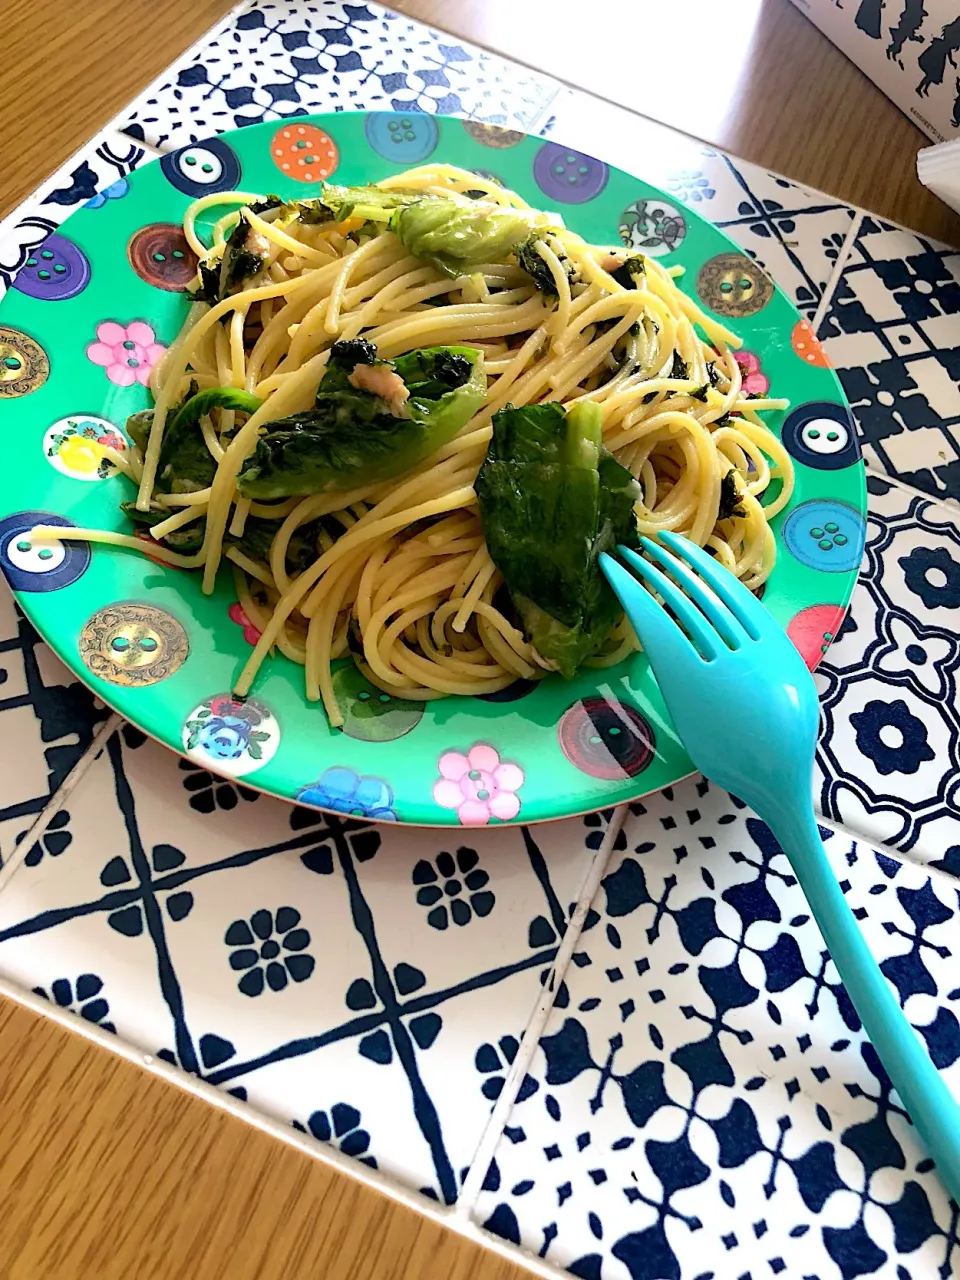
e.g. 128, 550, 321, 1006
537, 91, 857, 322
472, 782, 960, 1280
819, 216, 960, 504
118, 0, 561, 152
815, 475, 960, 866
0, 726, 601, 1201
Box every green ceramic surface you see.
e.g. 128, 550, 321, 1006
0, 113, 865, 826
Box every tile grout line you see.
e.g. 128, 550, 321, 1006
811, 210, 865, 335
522, 84, 567, 135
814, 811, 954, 883
863, 462, 959, 518
454, 803, 630, 1217
0, 714, 121, 901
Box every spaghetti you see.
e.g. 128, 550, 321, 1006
33, 164, 793, 727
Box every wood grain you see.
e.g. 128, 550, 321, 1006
0, 2, 954, 1276
0, 0, 237, 222
0, 998, 533, 1280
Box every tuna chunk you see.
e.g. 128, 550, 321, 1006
348, 363, 410, 416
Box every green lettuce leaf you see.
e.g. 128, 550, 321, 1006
389, 197, 540, 278
126, 385, 262, 494
515, 236, 577, 297
297, 183, 425, 227
236, 341, 486, 500
475, 401, 640, 678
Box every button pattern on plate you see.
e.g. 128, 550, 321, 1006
558, 696, 656, 780
12, 235, 91, 302
43, 416, 127, 481
461, 120, 526, 148
0, 512, 91, 592
787, 603, 848, 671
160, 139, 241, 197
697, 252, 774, 318
791, 318, 830, 367
783, 500, 865, 573
619, 198, 687, 256
127, 224, 198, 291
331, 665, 423, 742
79, 604, 189, 687
364, 113, 438, 164
271, 124, 338, 180
782, 401, 861, 471
533, 143, 609, 204
0, 327, 49, 398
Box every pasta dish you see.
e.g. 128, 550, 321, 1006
31, 164, 793, 727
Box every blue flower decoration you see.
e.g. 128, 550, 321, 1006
899, 545, 960, 610
850, 698, 936, 775
296, 767, 397, 820
84, 178, 130, 209
412, 847, 494, 929
198, 716, 253, 760
225, 907, 315, 997
185, 696, 271, 762
33, 974, 115, 1033
293, 1103, 377, 1168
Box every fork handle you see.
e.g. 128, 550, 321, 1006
766, 805, 960, 1201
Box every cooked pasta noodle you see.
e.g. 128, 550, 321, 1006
31, 164, 793, 728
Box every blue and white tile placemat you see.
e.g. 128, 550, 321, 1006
1, 3, 960, 1278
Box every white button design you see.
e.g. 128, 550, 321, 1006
800, 418, 849, 455
5, 532, 66, 574
177, 147, 224, 186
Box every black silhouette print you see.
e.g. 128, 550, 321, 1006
953, 74, 960, 124
886, 0, 927, 63
917, 16, 960, 96
856, 0, 885, 38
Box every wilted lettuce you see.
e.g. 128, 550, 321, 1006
475, 401, 640, 677
236, 341, 486, 500
389, 197, 541, 278
300, 182, 426, 226
127, 385, 262, 494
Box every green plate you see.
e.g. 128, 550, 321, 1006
0, 112, 865, 826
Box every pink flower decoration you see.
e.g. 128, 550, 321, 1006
733, 350, 769, 397
86, 320, 166, 387
228, 602, 261, 647
433, 742, 524, 825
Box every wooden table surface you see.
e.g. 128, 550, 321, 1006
0, 2, 956, 1277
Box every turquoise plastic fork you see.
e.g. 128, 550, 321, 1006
600, 532, 960, 1200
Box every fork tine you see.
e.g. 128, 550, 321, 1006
600, 553, 703, 670
656, 531, 766, 640
616, 546, 724, 662
640, 537, 746, 650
